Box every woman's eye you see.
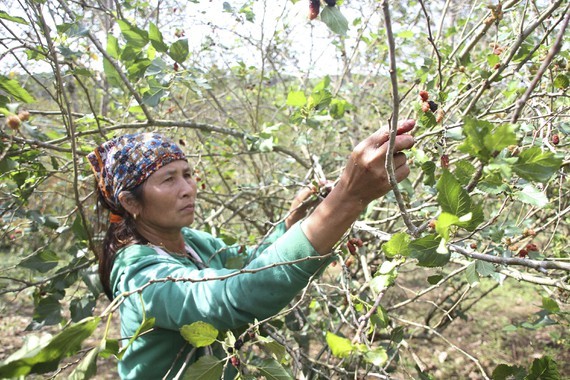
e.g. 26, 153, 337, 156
164, 177, 173, 182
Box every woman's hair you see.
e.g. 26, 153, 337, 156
97, 184, 148, 300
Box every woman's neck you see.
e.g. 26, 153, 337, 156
136, 224, 185, 255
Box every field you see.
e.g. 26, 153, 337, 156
1, 266, 568, 379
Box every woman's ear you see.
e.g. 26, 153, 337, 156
118, 191, 141, 218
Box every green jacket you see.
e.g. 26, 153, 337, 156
110, 222, 328, 379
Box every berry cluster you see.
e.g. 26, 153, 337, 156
419, 91, 444, 123
5, 110, 30, 130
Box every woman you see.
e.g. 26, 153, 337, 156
88, 121, 415, 379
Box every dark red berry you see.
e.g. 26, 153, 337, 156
526, 243, 538, 252
470, 242, 477, 249
419, 90, 429, 102
552, 134, 560, 145
173, 62, 179, 71
309, 0, 320, 20
234, 338, 244, 350
230, 356, 240, 367
428, 100, 438, 112
440, 154, 449, 169
347, 241, 356, 255
517, 248, 528, 258
247, 330, 255, 340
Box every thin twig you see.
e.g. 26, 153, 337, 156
511, 7, 570, 123
381, 0, 418, 236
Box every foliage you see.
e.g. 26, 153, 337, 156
0, 0, 569, 378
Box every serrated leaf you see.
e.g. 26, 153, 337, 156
326, 332, 353, 358
260, 338, 286, 362
256, 358, 293, 380
67, 346, 100, 380
421, 161, 436, 186
363, 346, 388, 366
320, 6, 348, 36
117, 19, 148, 49
382, 232, 411, 257
541, 297, 559, 314
410, 234, 450, 267
436, 170, 483, 231
149, 22, 168, 52
465, 262, 479, 285
0, 10, 28, 24
180, 321, 218, 348
526, 356, 559, 380
513, 147, 562, 183
286, 91, 306, 107
553, 74, 569, 89
0, 317, 100, 377
169, 39, 189, 63
182, 355, 223, 380
492, 363, 527, 380
513, 184, 548, 208
436, 212, 460, 240
475, 260, 495, 276
0, 75, 35, 103
458, 117, 493, 161
484, 124, 517, 154
19, 250, 59, 273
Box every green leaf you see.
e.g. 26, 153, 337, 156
320, 6, 348, 36
484, 124, 517, 154
465, 262, 479, 285
436, 170, 483, 231
149, 22, 168, 53
382, 232, 411, 257
106, 35, 120, 59
0, 317, 100, 377
19, 250, 59, 273
458, 117, 492, 161
0, 75, 35, 103
370, 260, 400, 293
256, 358, 294, 380
286, 91, 307, 107
553, 74, 569, 89
436, 212, 460, 240
180, 321, 218, 348
513, 184, 548, 208
475, 260, 495, 276
259, 337, 286, 362
169, 39, 189, 63
454, 161, 477, 185
117, 19, 148, 49
363, 346, 388, 367
67, 346, 100, 380
326, 332, 353, 358
0, 10, 28, 24
513, 147, 562, 183
410, 234, 450, 267
525, 356, 560, 380
487, 54, 500, 67
182, 355, 223, 380
427, 275, 443, 285
492, 363, 527, 380
421, 161, 436, 186
541, 297, 560, 314
103, 58, 122, 88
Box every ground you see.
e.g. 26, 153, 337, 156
0, 270, 568, 379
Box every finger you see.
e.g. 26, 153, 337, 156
397, 119, 416, 135
392, 152, 407, 167
393, 134, 415, 153
394, 163, 411, 182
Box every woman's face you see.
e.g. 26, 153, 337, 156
136, 160, 197, 232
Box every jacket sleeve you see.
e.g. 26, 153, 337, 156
113, 222, 330, 332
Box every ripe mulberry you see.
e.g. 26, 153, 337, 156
309, 0, 320, 20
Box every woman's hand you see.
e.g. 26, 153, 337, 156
285, 181, 333, 229
336, 119, 415, 205
301, 119, 416, 255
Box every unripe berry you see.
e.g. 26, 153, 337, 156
419, 90, 429, 102
6, 115, 21, 130
18, 110, 30, 122
421, 101, 430, 113
440, 154, 449, 169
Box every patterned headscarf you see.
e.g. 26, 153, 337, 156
87, 132, 187, 212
